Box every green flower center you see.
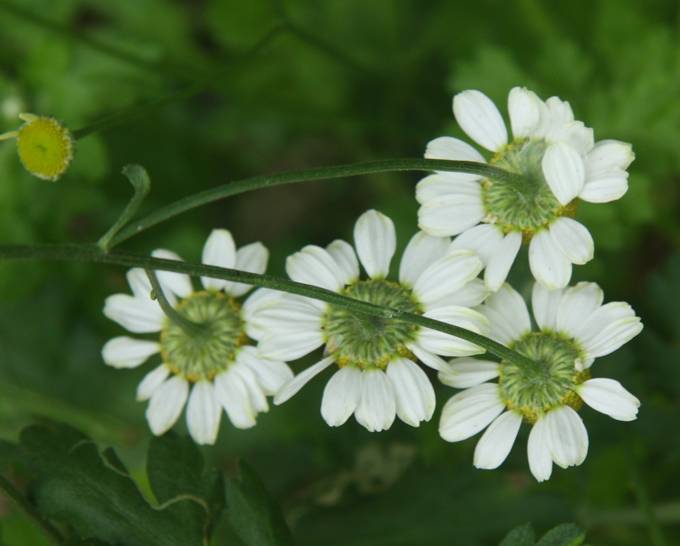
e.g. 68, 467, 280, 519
16, 116, 73, 181
483, 139, 570, 234
323, 280, 422, 370
498, 331, 589, 422
160, 291, 247, 382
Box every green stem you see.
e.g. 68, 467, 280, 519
0, 243, 536, 369
109, 158, 521, 247
0, 474, 64, 544
631, 463, 668, 546
145, 268, 205, 337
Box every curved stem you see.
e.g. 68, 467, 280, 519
109, 158, 520, 247
0, 243, 535, 369
145, 269, 205, 336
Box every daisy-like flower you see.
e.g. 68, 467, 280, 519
438, 282, 642, 481
101, 230, 293, 445
244, 209, 490, 432
417, 87, 635, 290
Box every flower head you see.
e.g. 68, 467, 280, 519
417, 87, 634, 290
102, 229, 292, 445
246, 209, 490, 432
0, 113, 74, 181
438, 282, 642, 481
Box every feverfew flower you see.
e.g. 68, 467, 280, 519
0, 113, 73, 181
417, 87, 635, 290
438, 282, 642, 481
102, 229, 293, 445
245, 209, 490, 432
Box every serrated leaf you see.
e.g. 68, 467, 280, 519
147, 432, 224, 537
500, 523, 536, 546
225, 461, 294, 546
19, 421, 206, 546
536, 523, 585, 546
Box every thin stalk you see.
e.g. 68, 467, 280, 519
145, 268, 205, 336
109, 158, 522, 247
0, 474, 64, 544
0, 243, 536, 369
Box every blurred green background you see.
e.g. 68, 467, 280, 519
1, 0, 679, 544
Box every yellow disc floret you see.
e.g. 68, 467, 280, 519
15, 113, 73, 181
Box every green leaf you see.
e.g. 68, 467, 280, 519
147, 432, 225, 537
536, 523, 586, 546
500, 523, 536, 546
225, 461, 294, 546
18, 421, 208, 546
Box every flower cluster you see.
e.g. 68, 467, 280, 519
102, 86, 642, 481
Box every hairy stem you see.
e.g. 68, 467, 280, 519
0, 243, 536, 369
109, 158, 520, 247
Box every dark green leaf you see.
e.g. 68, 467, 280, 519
536, 523, 586, 546
500, 523, 536, 546
225, 461, 294, 546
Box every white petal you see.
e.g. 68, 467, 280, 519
579, 174, 629, 203
231, 362, 269, 413
407, 343, 448, 371
145, 376, 189, 436
151, 249, 193, 298
273, 357, 335, 405
508, 87, 541, 138
102, 336, 159, 369
286, 245, 345, 291
527, 418, 553, 482
186, 381, 222, 445
398, 231, 450, 287
137, 364, 171, 401
437, 278, 489, 308
214, 370, 257, 429
573, 302, 643, 359
531, 283, 564, 331
222, 242, 269, 297
354, 210, 397, 278
200, 229, 236, 291
414, 250, 483, 306
545, 406, 588, 468
453, 90, 508, 151
541, 142, 586, 205
585, 139, 635, 179
438, 358, 499, 389
578, 378, 640, 422
386, 358, 436, 427
258, 330, 325, 361
449, 224, 504, 265
417, 193, 485, 237
419, 306, 489, 356
237, 346, 293, 395
355, 369, 396, 432
321, 366, 362, 426
326, 239, 360, 285
127, 268, 154, 300
484, 231, 522, 291
424, 136, 486, 182
555, 282, 603, 336
479, 285, 531, 345
549, 218, 593, 265
104, 294, 164, 333
529, 230, 572, 289
474, 411, 522, 469
439, 383, 505, 442
416, 175, 482, 203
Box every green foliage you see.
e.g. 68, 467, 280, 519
501, 523, 585, 546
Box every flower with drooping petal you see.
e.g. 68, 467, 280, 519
438, 282, 642, 481
417, 87, 635, 290
245, 209, 490, 432
102, 229, 292, 445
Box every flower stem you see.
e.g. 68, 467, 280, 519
109, 158, 522, 247
145, 268, 205, 337
0, 243, 536, 369
0, 474, 64, 544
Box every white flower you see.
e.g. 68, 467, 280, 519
438, 282, 642, 481
246, 209, 491, 432
418, 87, 635, 290
102, 229, 292, 445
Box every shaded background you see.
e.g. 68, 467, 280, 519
1, 0, 679, 544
